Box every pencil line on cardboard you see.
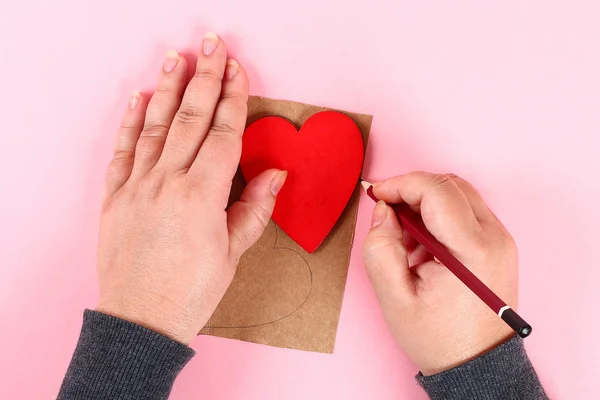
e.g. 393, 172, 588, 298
207, 224, 314, 329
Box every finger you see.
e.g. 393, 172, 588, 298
411, 259, 449, 282
190, 59, 249, 197
363, 201, 417, 305
402, 229, 418, 253
448, 174, 496, 223
408, 243, 434, 267
227, 169, 287, 259
373, 172, 482, 253
160, 32, 227, 171
130, 49, 188, 179
105, 91, 147, 198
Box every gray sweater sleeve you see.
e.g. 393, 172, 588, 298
417, 335, 548, 400
59, 311, 546, 400
57, 310, 194, 400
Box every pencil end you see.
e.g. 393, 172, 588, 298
360, 180, 372, 191
500, 308, 532, 338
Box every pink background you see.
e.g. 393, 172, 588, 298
1, 1, 598, 398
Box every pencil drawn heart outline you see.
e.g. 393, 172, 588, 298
206, 222, 313, 329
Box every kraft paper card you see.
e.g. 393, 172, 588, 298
200, 96, 372, 353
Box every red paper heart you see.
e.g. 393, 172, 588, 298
240, 111, 364, 253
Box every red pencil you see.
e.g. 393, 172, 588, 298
361, 181, 532, 338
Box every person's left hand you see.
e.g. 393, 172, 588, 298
96, 32, 287, 345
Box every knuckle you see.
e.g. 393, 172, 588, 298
475, 234, 493, 256
446, 173, 463, 183
134, 135, 164, 159
448, 173, 477, 191
209, 121, 240, 137
362, 245, 378, 268
430, 173, 455, 189
189, 71, 222, 97
112, 149, 132, 163
141, 122, 170, 137
363, 235, 403, 262
362, 244, 390, 280
500, 230, 518, 255
220, 91, 249, 104
101, 195, 116, 213
182, 184, 197, 201
234, 209, 267, 250
247, 202, 272, 227
138, 170, 166, 199
178, 176, 200, 200
154, 85, 173, 95
194, 67, 223, 84
362, 234, 382, 254
478, 224, 517, 258
365, 239, 404, 257
120, 119, 139, 130
174, 105, 210, 125
199, 134, 242, 166
106, 158, 129, 180
362, 246, 379, 274
426, 174, 464, 200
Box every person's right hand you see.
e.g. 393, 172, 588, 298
362, 172, 518, 375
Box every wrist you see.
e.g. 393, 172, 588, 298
418, 324, 513, 376
416, 334, 547, 400
97, 293, 198, 345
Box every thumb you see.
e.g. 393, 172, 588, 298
363, 201, 416, 305
227, 169, 287, 259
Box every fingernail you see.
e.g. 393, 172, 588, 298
163, 49, 179, 73
270, 170, 288, 196
129, 91, 141, 110
202, 32, 219, 56
225, 59, 239, 80
373, 182, 382, 188
371, 200, 387, 228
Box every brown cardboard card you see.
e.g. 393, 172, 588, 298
200, 96, 372, 353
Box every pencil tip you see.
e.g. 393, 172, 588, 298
360, 180, 372, 191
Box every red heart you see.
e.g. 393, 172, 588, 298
240, 111, 364, 253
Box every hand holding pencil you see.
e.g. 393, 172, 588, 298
362, 172, 523, 376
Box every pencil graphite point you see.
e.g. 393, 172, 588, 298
360, 180, 373, 191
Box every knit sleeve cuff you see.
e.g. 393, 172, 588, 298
416, 335, 547, 400
58, 310, 195, 400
